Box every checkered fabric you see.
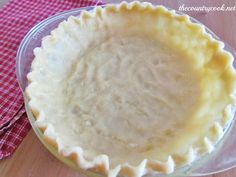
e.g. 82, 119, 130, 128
0, 0, 102, 160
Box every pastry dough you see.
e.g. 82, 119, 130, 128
26, 1, 236, 177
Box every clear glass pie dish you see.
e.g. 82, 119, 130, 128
16, 3, 236, 177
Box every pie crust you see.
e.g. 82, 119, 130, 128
26, 1, 236, 177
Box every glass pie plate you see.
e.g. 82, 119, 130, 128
16, 3, 236, 177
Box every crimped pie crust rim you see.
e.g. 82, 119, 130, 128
26, 1, 236, 177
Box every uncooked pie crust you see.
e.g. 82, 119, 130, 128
26, 1, 236, 177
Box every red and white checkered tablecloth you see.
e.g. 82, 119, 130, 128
0, 0, 102, 160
